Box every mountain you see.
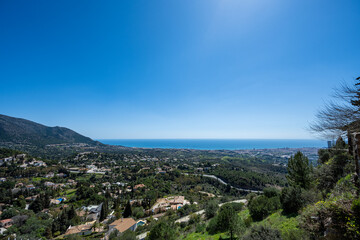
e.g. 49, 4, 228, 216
0, 114, 101, 147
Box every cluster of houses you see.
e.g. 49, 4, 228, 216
59, 196, 188, 238
63, 217, 145, 238
0, 154, 26, 166
0, 153, 48, 168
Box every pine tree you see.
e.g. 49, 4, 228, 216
286, 151, 311, 189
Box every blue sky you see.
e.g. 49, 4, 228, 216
1, 0, 359, 139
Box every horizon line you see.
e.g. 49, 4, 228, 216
96, 138, 327, 141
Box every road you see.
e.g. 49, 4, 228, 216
174, 199, 247, 224
185, 173, 263, 193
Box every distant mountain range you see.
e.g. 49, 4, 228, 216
0, 114, 101, 147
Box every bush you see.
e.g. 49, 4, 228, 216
147, 221, 177, 240
195, 223, 206, 233
264, 188, 280, 198
248, 195, 281, 221
1, 208, 18, 219
242, 224, 282, 240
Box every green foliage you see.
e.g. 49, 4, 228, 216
14, 195, 26, 209
223, 202, 244, 212
206, 216, 218, 234
147, 221, 177, 240
318, 149, 330, 164
316, 150, 352, 195
109, 229, 137, 240
242, 224, 282, 240
195, 223, 206, 233
0, 148, 22, 158
52, 206, 80, 235
28, 193, 50, 213
100, 200, 109, 221
286, 151, 312, 189
281, 187, 303, 215
301, 197, 360, 240
1, 208, 18, 219
211, 165, 287, 191
205, 200, 218, 219
255, 211, 306, 240
206, 203, 244, 239
6, 213, 52, 239
123, 201, 132, 218
132, 206, 145, 219
264, 187, 280, 198
248, 195, 281, 221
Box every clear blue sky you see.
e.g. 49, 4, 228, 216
1, 0, 359, 139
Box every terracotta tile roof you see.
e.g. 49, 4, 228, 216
64, 221, 94, 236
110, 218, 136, 233
134, 184, 145, 189
0, 219, 12, 224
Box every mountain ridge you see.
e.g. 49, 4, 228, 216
0, 114, 101, 147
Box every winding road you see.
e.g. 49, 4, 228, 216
185, 173, 263, 193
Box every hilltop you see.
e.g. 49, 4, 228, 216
0, 114, 101, 147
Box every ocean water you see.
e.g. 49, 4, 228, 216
97, 139, 326, 150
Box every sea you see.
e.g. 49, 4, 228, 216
97, 139, 327, 150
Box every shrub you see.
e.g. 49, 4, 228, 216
242, 224, 282, 240
264, 188, 280, 198
248, 195, 281, 221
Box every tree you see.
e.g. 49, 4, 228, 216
280, 186, 303, 215
310, 76, 360, 138
310, 76, 360, 195
216, 204, 242, 240
100, 201, 108, 221
316, 139, 352, 195
14, 195, 26, 209
123, 201, 132, 218
132, 207, 144, 219
29, 196, 43, 213
205, 200, 218, 219
263, 187, 280, 198
0, 208, 17, 219
147, 221, 176, 240
286, 151, 312, 189
248, 195, 281, 221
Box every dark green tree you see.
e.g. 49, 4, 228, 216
280, 186, 303, 215
14, 195, 26, 209
205, 200, 218, 219
248, 195, 281, 221
215, 204, 242, 240
286, 151, 312, 189
147, 221, 176, 240
29, 196, 43, 213
123, 201, 132, 218
100, 201, 108, 221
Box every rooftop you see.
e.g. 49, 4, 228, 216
109, 218, 136, 233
